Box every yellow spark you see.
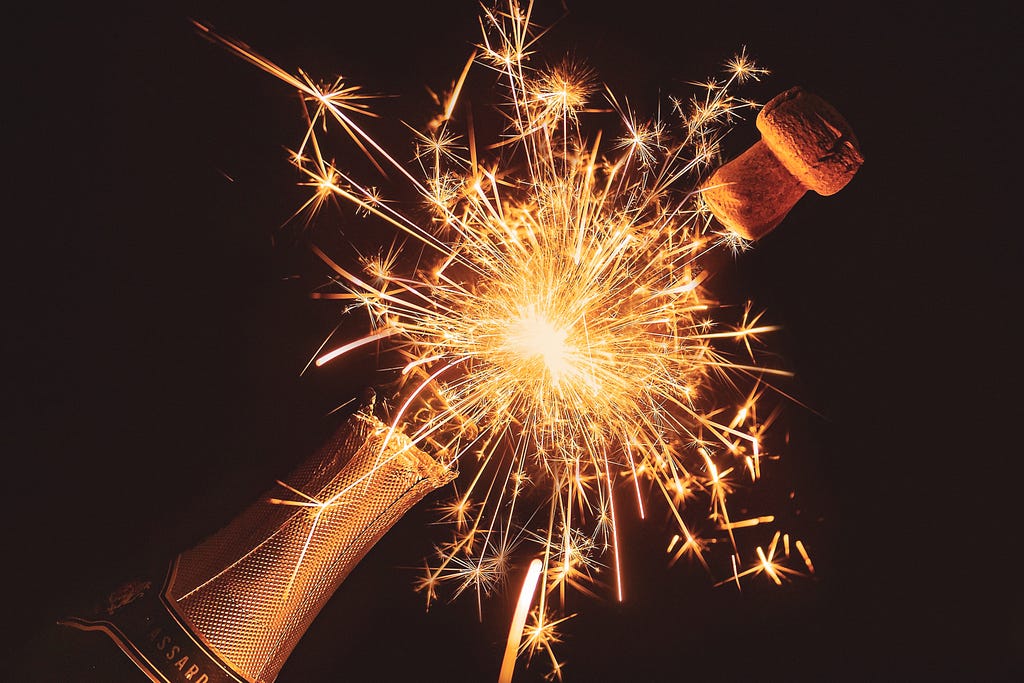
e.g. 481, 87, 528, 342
202, 2, 810, 677
667, 525, 710, 570
725, 47, 770, 84
521, 607, 575, 681
756, 545, 783, 585
718, 515, 775, 530
435, 494, 477, 531
796, 539, 815, 574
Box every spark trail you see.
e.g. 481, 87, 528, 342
197, 2, 815, 678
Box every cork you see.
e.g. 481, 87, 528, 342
703, 87, 863, 240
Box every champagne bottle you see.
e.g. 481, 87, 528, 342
53, 406, 455, 682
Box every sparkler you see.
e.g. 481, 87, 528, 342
196, 1, 822, 678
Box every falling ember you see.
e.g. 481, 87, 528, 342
197, 0, 818, 678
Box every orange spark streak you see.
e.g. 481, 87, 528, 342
200, 2, 816, 676
315, 327, 398, 367
796, 540, 815, 574
604, 457, 624, 602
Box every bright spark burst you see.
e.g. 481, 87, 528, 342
198, 2, 816, 678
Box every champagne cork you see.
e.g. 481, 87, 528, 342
703, 87, 863, 240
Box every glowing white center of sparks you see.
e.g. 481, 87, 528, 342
509, 310, 573, 383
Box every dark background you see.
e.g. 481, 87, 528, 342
7, 1, 1020, 681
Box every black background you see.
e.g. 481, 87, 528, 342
7, 1, 1020, 681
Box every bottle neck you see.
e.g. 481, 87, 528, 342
61, 411, 455, 682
